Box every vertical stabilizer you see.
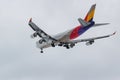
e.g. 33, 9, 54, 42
84, 4, 96, 22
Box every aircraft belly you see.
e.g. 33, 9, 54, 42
58, 35, 70, 42
36, 41, 50, 49
36, 41, 58, 49
53, 30, 72, 42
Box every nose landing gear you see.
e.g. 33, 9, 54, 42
40, 48, 43, 53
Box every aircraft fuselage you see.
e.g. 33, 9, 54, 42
36, 21, 95, 49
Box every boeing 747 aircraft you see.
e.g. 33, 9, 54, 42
28, 4, 116, 53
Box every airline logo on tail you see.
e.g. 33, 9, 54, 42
84, 4, 96, 22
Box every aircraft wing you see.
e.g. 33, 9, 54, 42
28, 18, 57, 41
68, 32, 116, 44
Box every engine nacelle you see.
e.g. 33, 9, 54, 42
38, 39, 44, 44
30, 32, 37, 39
86, 40, 94, 46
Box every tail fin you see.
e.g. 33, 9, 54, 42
84, 4, 96, 22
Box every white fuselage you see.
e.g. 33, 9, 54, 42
36, 29, 73, 49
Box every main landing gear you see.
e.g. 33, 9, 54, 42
51, 41, 55, 47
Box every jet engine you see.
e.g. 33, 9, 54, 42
86, 40, 94, 46
39, 39, 46, 44
31, 32, 37, 38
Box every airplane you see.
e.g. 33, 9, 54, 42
28, 4, 116, 53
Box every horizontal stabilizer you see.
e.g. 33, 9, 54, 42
78, 18, 89, 27
93, 23, 110, 27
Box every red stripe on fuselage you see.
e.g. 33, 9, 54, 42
70, 26, 81, 39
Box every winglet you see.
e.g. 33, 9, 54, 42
113, 31, 116, 35
111, 31, 116, 36
29, 18, 32, 22
78, 18, 89, 27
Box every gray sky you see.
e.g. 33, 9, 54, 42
0, 0, 120, 80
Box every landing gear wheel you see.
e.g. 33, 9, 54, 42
66, 46, 70, 49
65, 45, 70, 49
40, 49, 43, 53
51, 41, 55, 47
40, 51, 43, 53
51, 43, 55, 47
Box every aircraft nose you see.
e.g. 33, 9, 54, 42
36, 41, 44, 49
36, 41, 40, 48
